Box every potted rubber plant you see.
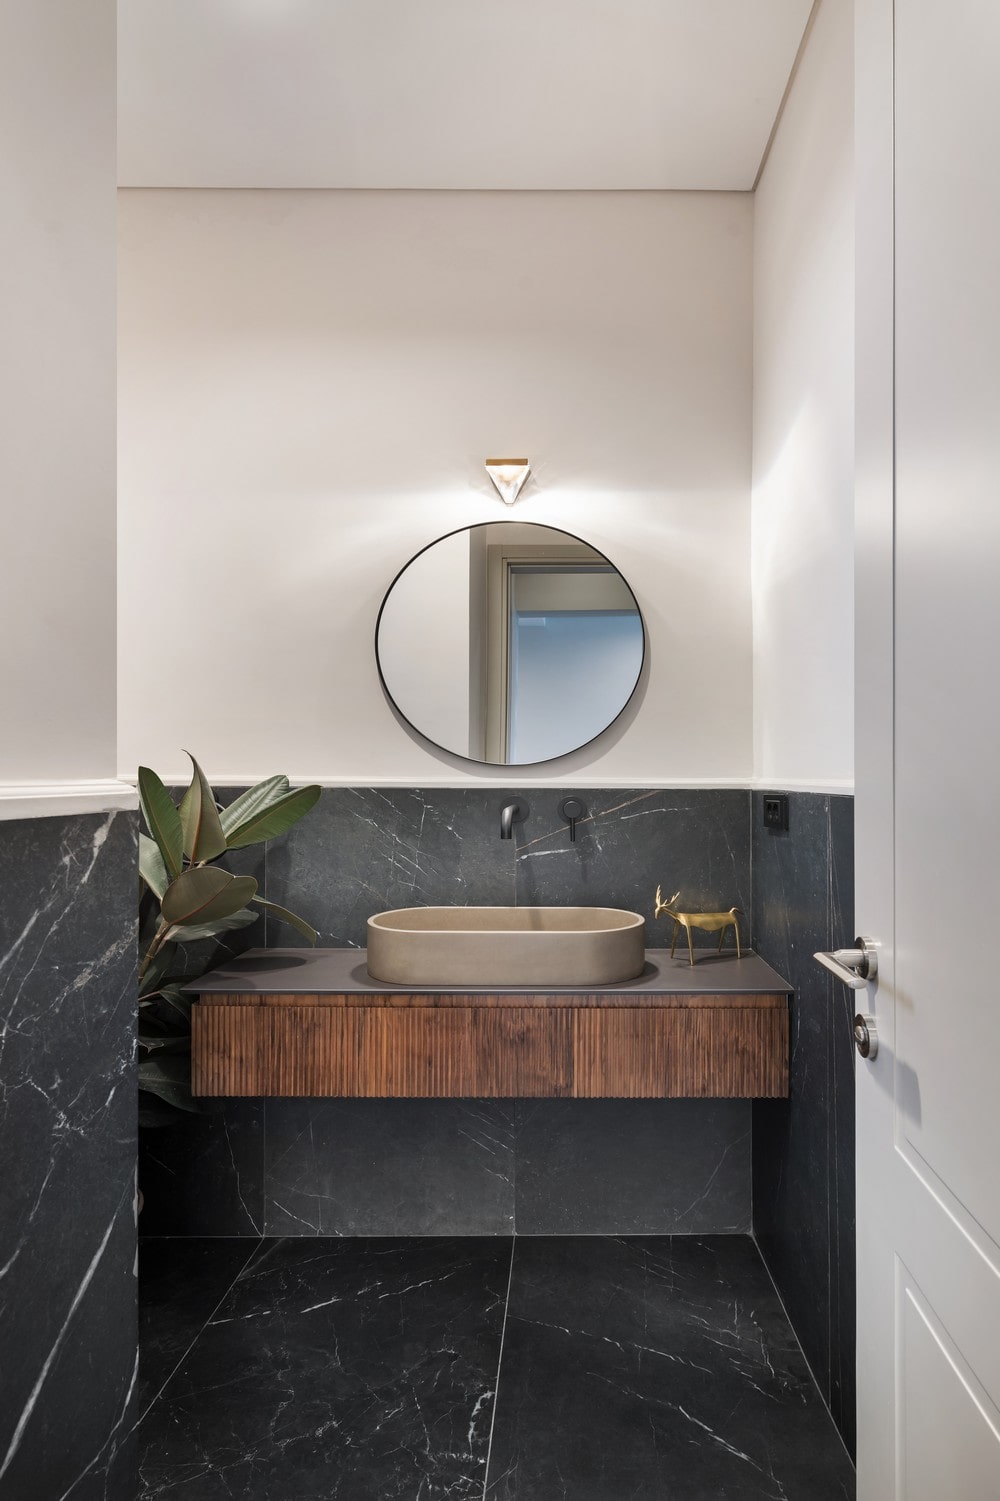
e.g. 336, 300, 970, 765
137, 753, 321, 1126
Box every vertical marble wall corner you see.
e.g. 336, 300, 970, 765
0, 811, 138, 1498
751, 792, 856, 1458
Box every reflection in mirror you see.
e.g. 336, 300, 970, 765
376, 523, 645, 766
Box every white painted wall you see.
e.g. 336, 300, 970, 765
0, 3, 130, 812
751, 0, 855, 789
377, 528, 473, 757
118, 190, 753, 785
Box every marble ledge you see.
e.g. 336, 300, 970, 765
0, 778, 138, 820
187, 947, 792, 999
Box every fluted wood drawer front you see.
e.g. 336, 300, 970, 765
191, 1006, 362, 1096
192, 997, 787, 1098
572, 1007, 788, 1098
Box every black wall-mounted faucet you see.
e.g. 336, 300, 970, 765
500, 799, 529, 839
558, 797, 587, 842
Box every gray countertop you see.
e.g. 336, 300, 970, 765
188, 948, 792, 996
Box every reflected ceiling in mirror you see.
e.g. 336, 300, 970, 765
376, 522, 645, 766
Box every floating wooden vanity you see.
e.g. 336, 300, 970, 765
190, 949, 790, 1100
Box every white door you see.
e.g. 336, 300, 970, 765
853, 1, 1000, 1496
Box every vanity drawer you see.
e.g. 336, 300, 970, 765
191, 995, 788, 1099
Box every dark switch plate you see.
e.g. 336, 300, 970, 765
762, 794, 789, 832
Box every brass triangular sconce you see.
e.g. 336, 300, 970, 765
485, 458, 531, 506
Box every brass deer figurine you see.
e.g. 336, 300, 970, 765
654, 886, 743, 966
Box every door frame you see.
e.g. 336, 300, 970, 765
854, 0, 896, 1491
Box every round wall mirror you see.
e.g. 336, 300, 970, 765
376, 522, 645, 765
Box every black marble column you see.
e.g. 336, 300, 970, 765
751, 792, 856, 1458
0, 811, 138, 1498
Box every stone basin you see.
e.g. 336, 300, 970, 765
366, 906, 646, 988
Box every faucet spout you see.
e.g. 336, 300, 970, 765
500, 799, 528, 840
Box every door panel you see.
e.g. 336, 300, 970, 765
899, 1269, 1000, 1501
893, 0, 1000, 1258
855, 0, 1000, 1493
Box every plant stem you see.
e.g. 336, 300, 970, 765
138, 919, 174, 983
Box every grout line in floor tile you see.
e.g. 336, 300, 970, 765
132, 1235, 265, 1435
482, 1236, 517, 1500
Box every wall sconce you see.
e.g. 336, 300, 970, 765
485, 458, 531, 506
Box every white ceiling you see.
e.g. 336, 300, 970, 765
118, 0, 814, 191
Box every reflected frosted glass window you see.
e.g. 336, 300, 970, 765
507, 566, 643, 763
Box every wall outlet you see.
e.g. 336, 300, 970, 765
762, 793, 789, 832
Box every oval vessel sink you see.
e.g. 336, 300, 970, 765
366, 906, 646, 987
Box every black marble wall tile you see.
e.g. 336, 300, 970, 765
751, 791, 856, 1458
264, 788, 519, 947
515, 1099, 751, 1234
263, 787, 751, 951
513, 788, 751, 935
156, 788, 757, 1241
264, 1099, 515, 1235
828, 795, 857, 1456
140, 1100, 264, 1237
0, 811, 138, 1499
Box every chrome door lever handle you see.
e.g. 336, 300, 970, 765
813, 936, 878, 990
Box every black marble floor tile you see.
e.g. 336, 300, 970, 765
485, 1236, 854, 1500
139, 1237, 512, 1500
137, 1238, 261, 1420
264, 1098, 515, 1235
515, 1099, 751, 1234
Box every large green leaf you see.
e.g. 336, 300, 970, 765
155, 984, 195, 1025
138, 1054, 199, 1113
138, 767, 184, 879
139, 833, 169, 899
219, 775, 289, 838
224, 785, 322, 848
251, 896, 319, 944
138, 1030, 190, 1054
178, 752, 227, 863
161, 866, 258, 927
171, 910, 260, 944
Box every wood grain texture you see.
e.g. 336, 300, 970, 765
192, 995, 788, 1099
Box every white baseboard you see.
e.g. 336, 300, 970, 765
0, 780, 139, 822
